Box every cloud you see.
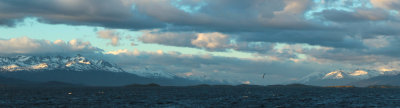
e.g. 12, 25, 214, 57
267, 0, 312, 26
97, 30, 121, 46
0, 0, 314, 31
370, 0, 400, 10
233, 42, 275, 54
0, 37, 102, 56
139, 30, 197, 47
363, 36, 390, 48
0, 0, 164, 29
191, 32, 231, 51
139, 31, 275, 53
139, 31, 233, 51
130, 0, 313, 31
3, 0, 400, 50
315, 9, 389, 23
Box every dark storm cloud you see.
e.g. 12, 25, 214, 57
0, 0, 315, 31
133, 0, 400, 49
2, 0, 400, 62
0, 0, 368, 50
301, 36, 400, 64
132, 0, 289, 30
0, 0, 164, 29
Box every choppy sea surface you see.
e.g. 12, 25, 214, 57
1, 86, 400, 107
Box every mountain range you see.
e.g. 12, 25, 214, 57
300, 69, 400, 87
350, 73, 400, 87
0, 55, 214, 86
2, 55, 400, 87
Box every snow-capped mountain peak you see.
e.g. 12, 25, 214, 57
323, 70, 344, 79
298, 68, 387, 86
31, 63, 48, 69
349, 70, 368, 76
0, 55, 124, 72
319, 69, 376, 80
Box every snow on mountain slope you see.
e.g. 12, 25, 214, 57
298, 69, 384, 86
302, 69, 380, 81
0, 55, 183, 79
322, 70, 344, 79
321, 70, 373, 80
0, 55, 124, 72
349, 70, 368, 76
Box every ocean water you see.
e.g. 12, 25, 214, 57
1, 86, 400, 107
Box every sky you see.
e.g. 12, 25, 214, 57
1, 0, 400, 85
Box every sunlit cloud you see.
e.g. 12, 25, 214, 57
97, 30, 122, 46
0, 37, 102, 56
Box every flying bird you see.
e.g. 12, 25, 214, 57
262, 73, 266, 79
